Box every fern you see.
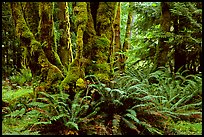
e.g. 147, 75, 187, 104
112, 114, 122, 135
5, 108, 26, 118
122, 117, 140, 134
65, 122, 79, 130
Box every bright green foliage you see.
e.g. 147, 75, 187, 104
27, 90, 101, 132
125, 2, 202, 74
9, 68, 32, 86
2, 116, 40, 135
2, 2, 202, 135
170, 121, 202, 135
125, 67, 202, 121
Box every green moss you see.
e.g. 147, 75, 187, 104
60, 59, 85, 91
96, 62, 110, 73
75, 2, 88, 30
30, 40, 41, 56
95, 73, 110, 83
95, 35, 110, 50
76, 78, 86, 88
170, 121, 202, 135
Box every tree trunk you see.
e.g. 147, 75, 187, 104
10, 2, 64, 93
156, 2, 171, 69
11, 2, 118, 95
174, 15, 186, 73
57, 2, 73, 71
113, 2, 121, 72
38, 2, 66, 74
84, 2, 117, 81
120, 2, 133, 72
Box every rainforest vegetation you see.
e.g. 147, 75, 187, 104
2, 2, 202, 135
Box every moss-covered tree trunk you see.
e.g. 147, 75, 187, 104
156, 2, 171, 68
11, 2, 118, 95
60, 2, 88, 91
57, 2, 73, 71
10, 2, 64, 93
120, 2, 133, 72
113, 2, 121, 72
38, 2, 66, 74
61, 2, 118, 91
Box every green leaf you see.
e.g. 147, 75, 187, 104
125, 113, 140, 124
34, 121, 52, 125
51, 114, 69, 121
7, 108, 26, 118
122, 117, 140, 133
152, 3, 157, 7
65, 122, 79, 130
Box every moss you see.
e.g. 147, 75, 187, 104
75, 2, 88, 30
30, 40, 41, 56
60, 59, 85, 91
96, 62, 110, 73
95, 35, 110, 50
76, 78, 86, 88
95, 73, 110, 83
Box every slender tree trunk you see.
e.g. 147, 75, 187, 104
156, 2, 171, 69
38, 2, 66, 74
174, 15, 186, 73
60, 2, 88, 90
113, 2, 121, 72
57, 2, 73, 71
120, 2, 133, 72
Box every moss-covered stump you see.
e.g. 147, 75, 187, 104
60, 59, 85, 92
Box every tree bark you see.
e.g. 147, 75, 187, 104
174, 15, 186, 73
11, 2, 118, 95
156, 2, 171, 69
113, 2, 121, 72
120, 2, 133, 72
38, 2, 66, 74
10, 2, 64, 93
57, 2, 73, 71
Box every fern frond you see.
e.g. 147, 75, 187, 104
112, 114, 122, 135
50, 113, 69, 121
34, 121, 52, 126
126, 109, 136, 116
122, 117, 140, 134
38, 92, 56, 104
27, 102, 49, 108
140, 121, 163, 135
6, 108, 26, 118
125, 113, 140, 124
176, 102, 202, 111
113, 99, 123, 106
86, 107, 100, 119
65, 121, 79, 130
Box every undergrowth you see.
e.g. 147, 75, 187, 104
2, 67, 202, 135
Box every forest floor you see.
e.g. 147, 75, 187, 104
2, 78, 202, 135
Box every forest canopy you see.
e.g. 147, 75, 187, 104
2, 2, 202, 135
